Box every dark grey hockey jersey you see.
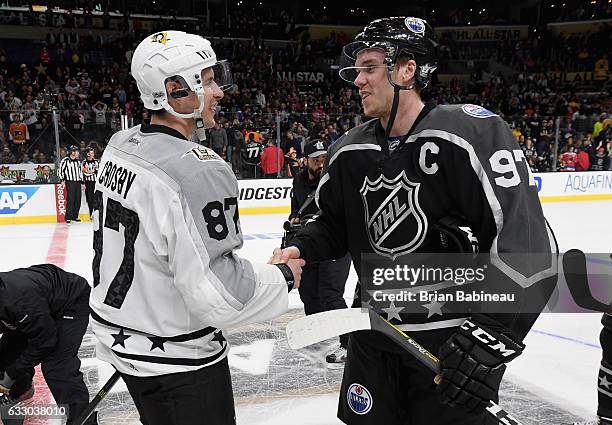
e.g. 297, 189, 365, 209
290, 103, 558, 341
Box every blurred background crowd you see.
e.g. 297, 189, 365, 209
0, 0, 610, 180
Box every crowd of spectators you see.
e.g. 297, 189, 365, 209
0, 9, 610, 179
7, 0, 611, 27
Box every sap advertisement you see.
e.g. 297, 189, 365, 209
0, 184, 89, 224
0, 186, 40, 215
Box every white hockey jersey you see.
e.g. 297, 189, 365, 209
90, 123, 288, 376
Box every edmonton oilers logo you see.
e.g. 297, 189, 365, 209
405, 17, 426, 35
347, 383, 373, 415
461, 104, 498, 118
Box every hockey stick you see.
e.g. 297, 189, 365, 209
286, 309, 524, 425
75, 371, 121, 425
562, 249, 612, 313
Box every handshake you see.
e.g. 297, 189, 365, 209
268, 246, 304, 291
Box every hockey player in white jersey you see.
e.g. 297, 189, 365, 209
90, 31, 304, 425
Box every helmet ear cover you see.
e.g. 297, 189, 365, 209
169, 89, 190, 99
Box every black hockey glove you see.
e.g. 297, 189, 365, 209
9, 375, 33, 400
1, 369, 33, 400
436, 319, 524, 412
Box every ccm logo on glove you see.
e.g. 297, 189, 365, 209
460, 320, 520, 359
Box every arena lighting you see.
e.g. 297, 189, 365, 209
31, 5, 47, 11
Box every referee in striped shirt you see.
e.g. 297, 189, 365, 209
82, 147, 99, 217
57, 145, 83, 224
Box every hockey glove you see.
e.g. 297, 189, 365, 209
436, 319, 524, 412
0, 369, 33, 400
0, 370, 15, 394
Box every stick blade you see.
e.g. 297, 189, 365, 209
286, 308, 372, 349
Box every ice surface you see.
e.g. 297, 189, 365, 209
0, 202, 610, 424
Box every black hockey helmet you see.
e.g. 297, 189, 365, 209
68, 145, 80, 152
339, 17, 438, 90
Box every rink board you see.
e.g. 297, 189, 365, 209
0, 171, 610, 224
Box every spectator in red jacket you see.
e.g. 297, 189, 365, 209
561, 146, 578, 171
261, 139, 285, 178
576, 146, 590, 171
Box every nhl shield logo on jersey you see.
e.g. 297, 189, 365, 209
360, 171, 427, 260
461, 104, 498, 118
405, 17, 426, 35
347, 383, 373, 415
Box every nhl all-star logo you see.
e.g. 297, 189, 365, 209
183, 146, 221, 162
360, 171, 427, 260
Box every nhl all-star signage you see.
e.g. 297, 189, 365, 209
435, 25, 529, 41
276, 71, 325, 83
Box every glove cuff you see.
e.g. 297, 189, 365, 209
0, 370, 15, 388
4, 365, 17, 382
274, 263, 295, 292
458, 319, 524, 362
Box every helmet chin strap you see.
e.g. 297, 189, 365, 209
194, 91, 207, 142
161, 89, 208, 142
383, 70, 416, 140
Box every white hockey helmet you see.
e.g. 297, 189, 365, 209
131, 30, 232, 121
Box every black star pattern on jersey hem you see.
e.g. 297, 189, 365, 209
90, 310, 217, 342
111, 328, 131, 348
211, 331, 226, 347
148, 336, 166, 352
111, 344, 228, 366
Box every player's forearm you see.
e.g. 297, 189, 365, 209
475, 264, 557, 341
9, 315, 57, 376
182, 263, 288, 329
290, 214, 347, 263
210, 263, 288, 328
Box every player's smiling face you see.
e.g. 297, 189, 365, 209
353, 48, 394, 118
166, 68, 224, 129
200, 67, 224, 128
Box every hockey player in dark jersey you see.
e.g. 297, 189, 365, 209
279, 17, 558, 424
0, 264, 97, 425
575, 314, 612, 425
597, 314, 612, 424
